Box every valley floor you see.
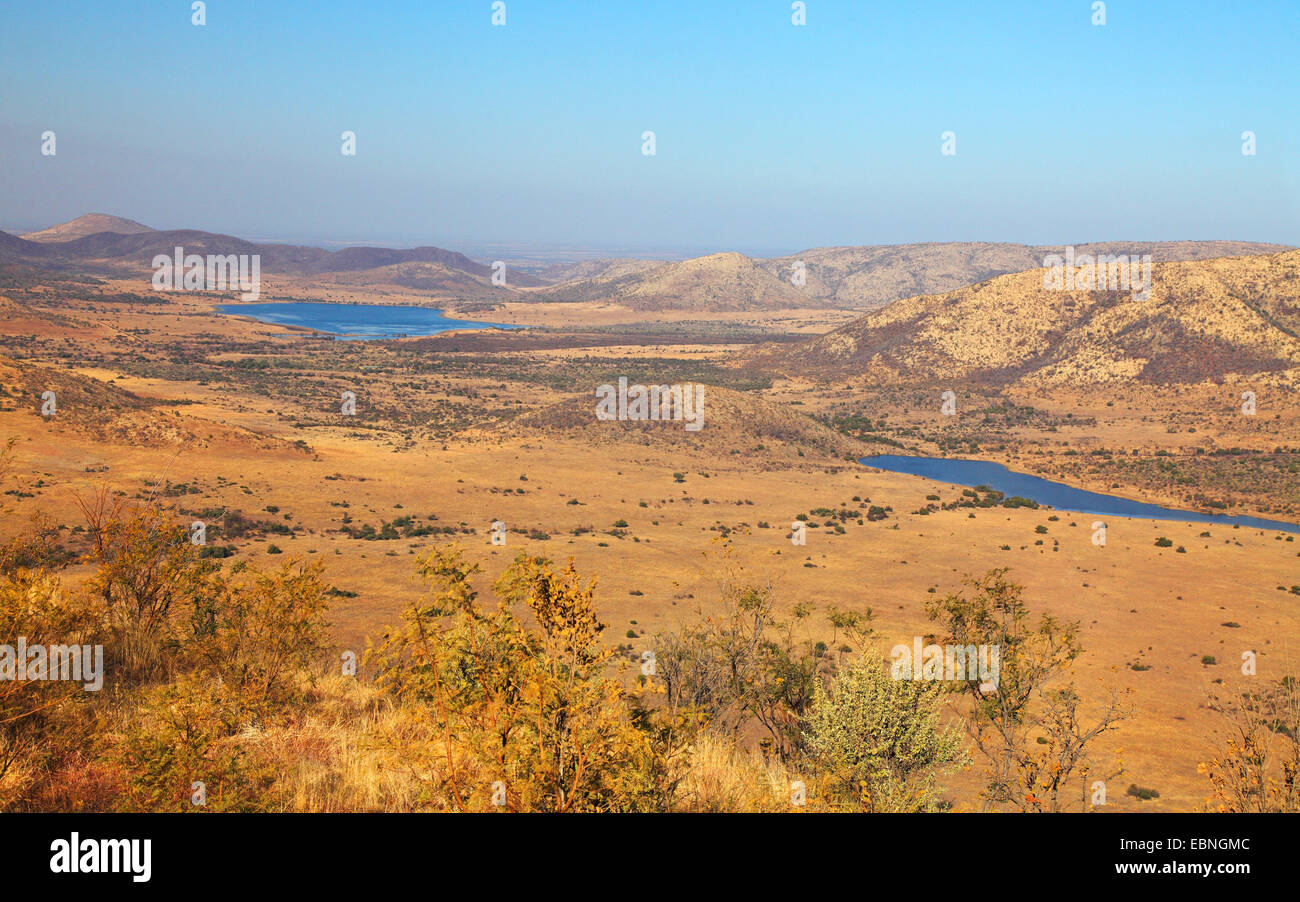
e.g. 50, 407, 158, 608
2, 282, 1297, 811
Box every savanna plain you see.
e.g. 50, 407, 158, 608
0, 217, 1297, 812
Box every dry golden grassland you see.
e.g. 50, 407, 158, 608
1, 271, 1297, 812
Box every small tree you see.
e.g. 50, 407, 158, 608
77, 490, 212, 679
653, 539, 842, 760
926, 569, 1130, 811
185, 560, 331, 719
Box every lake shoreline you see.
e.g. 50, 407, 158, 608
861, 454, 1300, 535
215, 300, 526, 340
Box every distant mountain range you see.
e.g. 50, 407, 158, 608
0, 214, 546, 288
528, 241, 1292, 311
758, 241, 1294, 311
1, 214, 1291, 312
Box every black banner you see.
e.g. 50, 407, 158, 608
1, 812, 1286, 890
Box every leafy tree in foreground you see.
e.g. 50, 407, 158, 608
1200, 669, 1299, 812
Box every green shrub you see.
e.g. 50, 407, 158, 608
804, 658, 966, 812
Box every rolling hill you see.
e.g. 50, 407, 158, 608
0, 231, 53, 260
312, 261, 521, 297
21, 213, 155, 243
522, 241, 1291, 312
777, 249, 1300, 387
506, 384, 865, 461
536, 258, 663, 284
759, 241, 1293, 311
3, 215, 1293, 316
0, 218, 542, 289
531, 252, 828, 312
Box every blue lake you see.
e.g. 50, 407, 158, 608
217, 301, 523, 340
860, 454, 1300, 534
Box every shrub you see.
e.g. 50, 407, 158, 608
185, 561, 330, 717
117, 672, 273, 812
77, 493, 214, 680
804, 658, 966, 811
367, 547, 663, 811
0, 569, 102, 804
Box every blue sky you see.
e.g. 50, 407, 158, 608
1, 0, 1296, 254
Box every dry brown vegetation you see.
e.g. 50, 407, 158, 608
778, 249, 1300, 385
0, 466, 1178, 813
0, 244, 1297, 811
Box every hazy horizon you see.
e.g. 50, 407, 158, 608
4, 209, 1294, 265
2, 0, 1296, 251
